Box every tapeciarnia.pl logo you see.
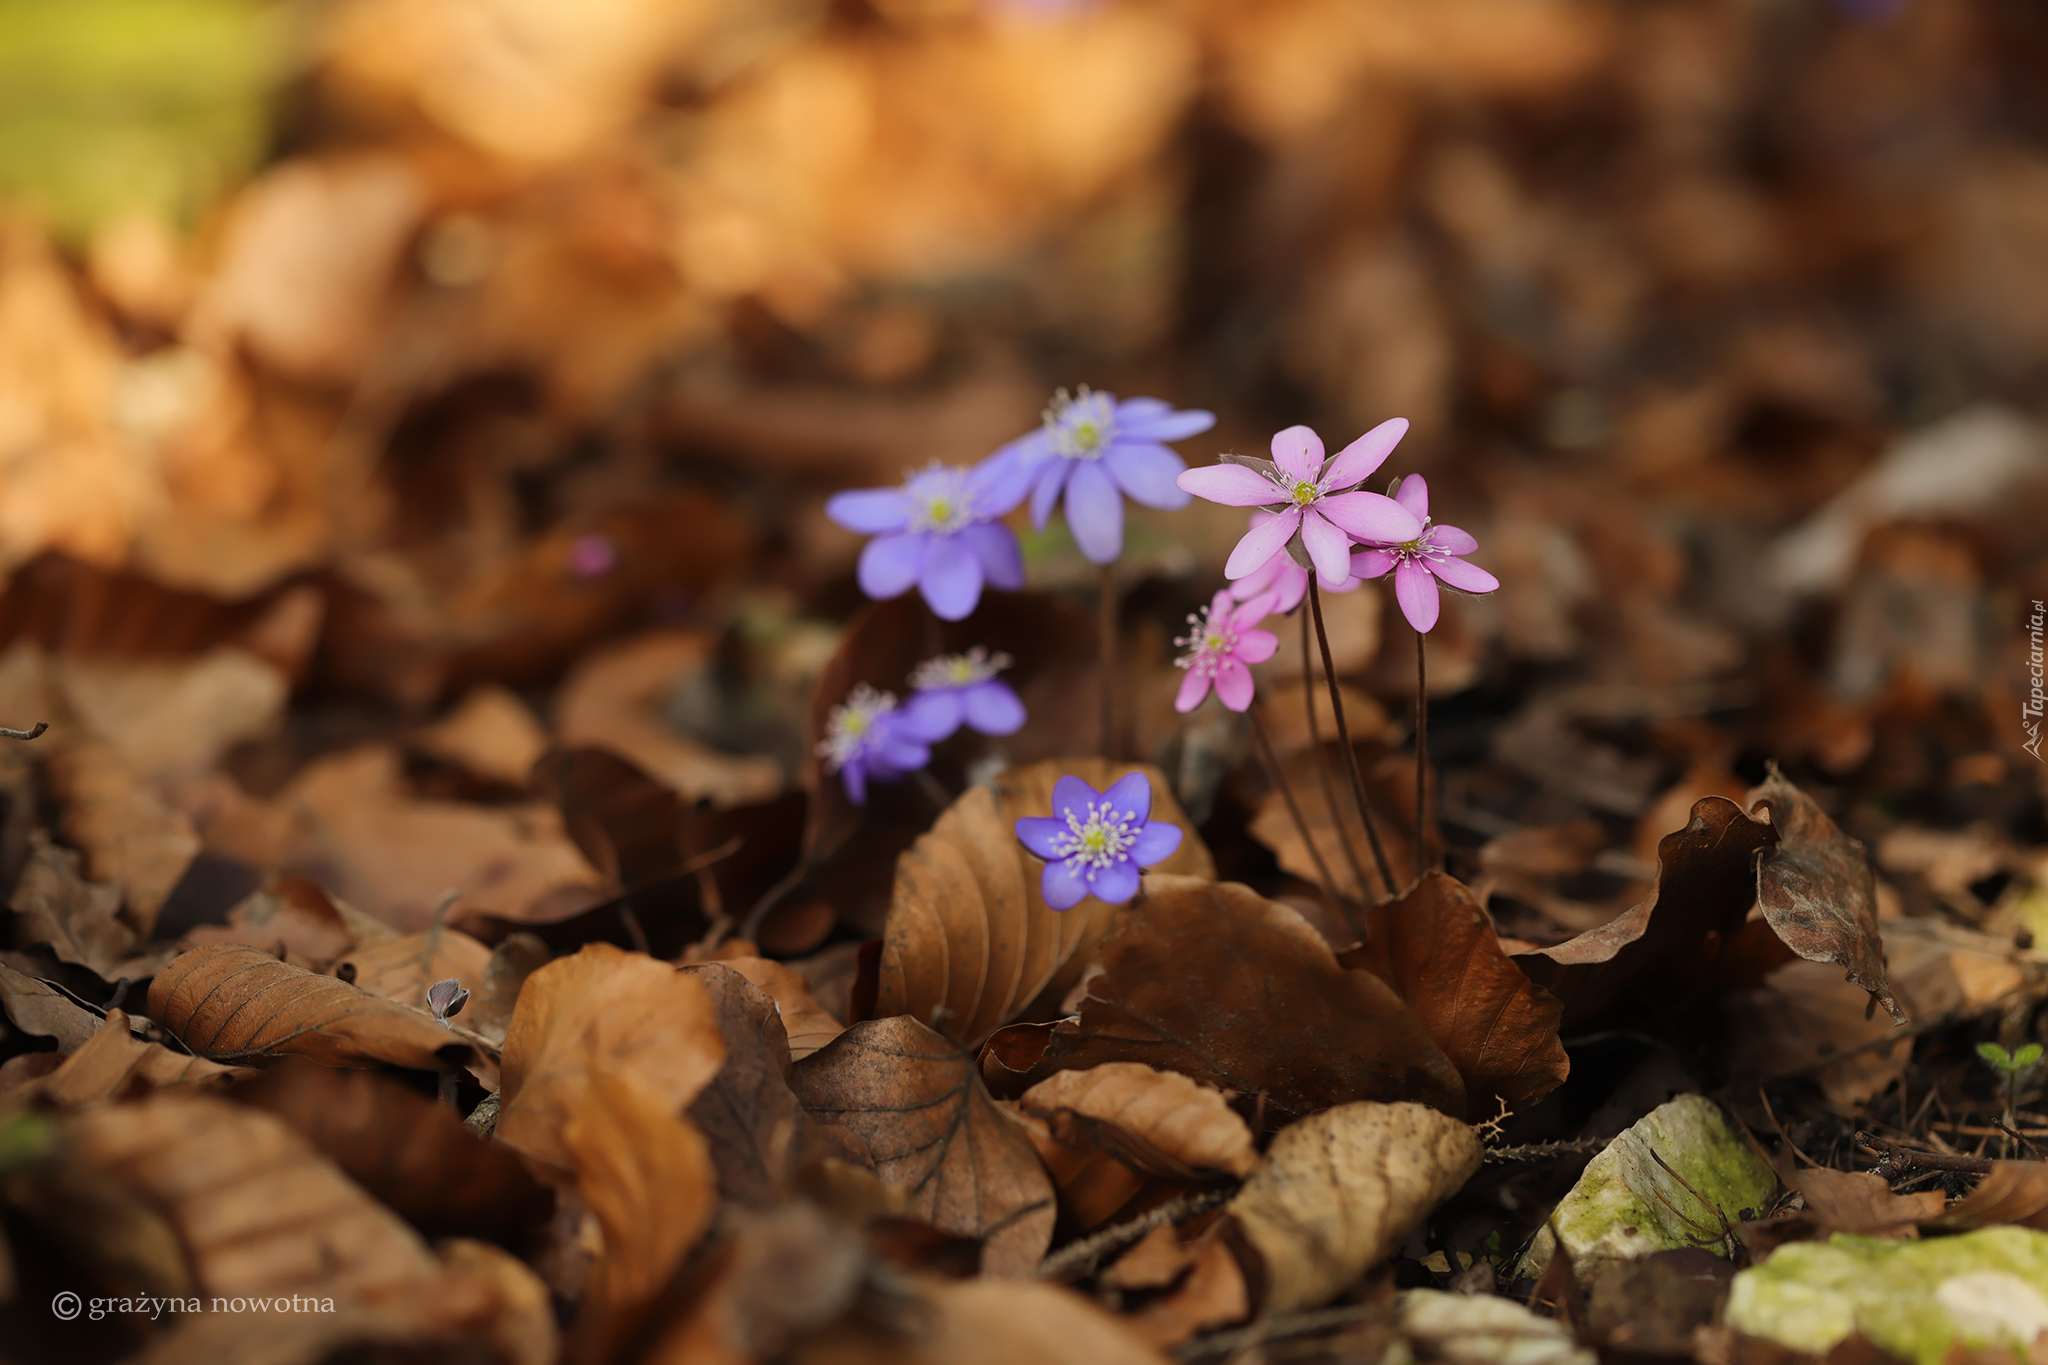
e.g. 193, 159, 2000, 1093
2026, 599, 2045, 763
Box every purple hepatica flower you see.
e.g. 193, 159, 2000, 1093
1348, 474, 1500, 634
1014, 772, 1183, 910
827, 458, 1031, 621
993, 387, 1215, 565
1225, 511, 1365, 614
816, 683, 942, 804
1175, 589, 1279, 713
900, 646, 1026, 740
1176, 420, 1423, 586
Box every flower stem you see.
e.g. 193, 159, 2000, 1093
1414, 628, 1429, 884
1299, 609, 1374, 902
1098, 563, 1117, 760
1249, 705, 1346, 913
1307, 578, 1396, 898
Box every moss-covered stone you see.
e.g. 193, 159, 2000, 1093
1519, 1094, 1778, 1279
1726, 1227, 2048, 1365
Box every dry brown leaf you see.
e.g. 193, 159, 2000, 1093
1226, 1101, 1483, 1312
1792, 1168, 1944, 1237
641, 1202, 871, 1365
333, 926, 494, 1012
495, 942, 726, 1172
720, 955, 846, 1061
1747, 765, 1904, 1023
148, 943, 473, 1071
410, 683, 551, 787
787, 1275, 1172, 1365
1117, 1236, 1251, 1349
1341, 872, 1569, 1119
1721, 958, 1910, 1106
1001, 877, 1464, 1125
1103, 1223, 1199, 1292
26, 1009, 244, 1107
1939, 1161, 2048, 1230
11, 830, 172, 979
1246, 742, 1419, 903
183, 875, 361, 971
0, 959, 101, 1050
682, 961, 827, 1208
788, 1015, 1056, 1276
878, 758, 1213, 1049
46, 740, 199, 937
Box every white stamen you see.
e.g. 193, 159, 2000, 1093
817, 683, 897, 772
1050, 798, 1140, 873
909, 646, 1012, 691
1043, 386, 1119, 461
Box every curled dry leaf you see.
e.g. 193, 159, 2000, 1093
787, 1276, 1171, 1365
148, 943, 474, 1072
1791, 1168, 1945, 1238
11, 830, 172, 979
0, 959, 101, 1050
25, 1009, 244, 1107
1226, 1101, 1484, 1313
1513, 797, 1778, 1030
1746, 766, 1903, 1023
999, 876, 1464, 1125
1937, 1161, 2048, 1230
495, 942, 726, 1172
1340, 872, 1569, 1120
719, 955, 845, 1061
184, 875, 360, 971
788, 1015, 1056, 1276
878, 758, 1213, 1049
333, 925, 494, 1011
682, 962, 827, 1208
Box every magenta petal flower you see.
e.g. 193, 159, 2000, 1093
826, 458, 1032, 621
992, 387, 1216, 565
816, 683, 936, 804
1176, 419, 1424, 584
1348, 474, 1501, 634
899, 647, 1026, 739
1174, 589, 1280, 713
1227, 513, 1364, 614
1014, 771, 1183, 910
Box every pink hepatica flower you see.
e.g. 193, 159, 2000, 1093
1349, 474, 1500, 633
1014, 772, 1183, 910
1176, 420, 1423, 586
1226, 511, 1365, 614
826, 459, 1031, 620
1174, 589, 1278, 713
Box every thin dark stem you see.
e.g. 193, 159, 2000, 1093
1249, 707, 1345, 912
1299, 608, 1373, 902
1307, 577, 1395, 897
1099, 563, 1117, 761
1414, 629, 1428, 884
0, 722, 45, 741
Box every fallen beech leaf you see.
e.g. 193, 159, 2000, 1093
0, 959, 101, 1050
236, 1061, 551, 1240
148, 943, 474, 1071
788, 1015, 1056, 1275
1747, 766, 1904, 1023
28, 1009, 244, 1106
1118, 1237, 1251, 1348
534, 745, 686, 887
1938, 1161, 2048, 1230
1513, 797, 1778, 1029
183, 875, 361, 971
787, 1275, 1171, 1365
1007, 877, 1464, 1124
878, 758, 1213, 1049
333, 926, 494, 1012
682, 962, 827, 1208
1342, 872, 1569, 1119
1793, 1168, 1944, 1237
11, 831, 171, 979
496, 942, 725, 1172
720, 955, 845, 1061
1226, 1101, 1483, 1312
46, 740, 198, 937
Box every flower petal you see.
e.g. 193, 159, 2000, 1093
1224, 506, 1301, 580
918, 535, 984, 620
1131, 821, 1183, 866
1229, 592, 1274, 629
1215, 658, 1255, 711
1395, 558, 1441, 633
858, 533, 926, 599
1103, 770, 1152, 823
841, 762, 868, 805
1322, 417, 1410, 489
960, 522, 1025, 590
1029, 460, 1071, 530
1270, 425, 1325, 482
1236, 628, 1279, 664
1177, 463, 1283, 507
1350, 547, 1398, 579
896, 690, 962, 742
1392, 471, 1429, 522
1051, 774, 1098, 822
1316, 491, 1423, 544
1300, 508, 1354, 585
969, 449, 1034, 516
1091, 860, 1140, 905
1015, 815, 1070, 860
1428, 554, 1500, 595
1427, 523, 1478, 556
876, 734, 930, 770
1174, 668, 1212, 713
1118, 401, 1215, 441
1041, 859, 1089, 911
1103, 442, 1192, 509
1064, 460, 1125, 564
961, 680, 1026, 735
826, 488, 913, 534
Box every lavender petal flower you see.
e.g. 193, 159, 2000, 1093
1015, 771, 1181, 910
998, 387, 1215, 565
827, 459, 1030, 621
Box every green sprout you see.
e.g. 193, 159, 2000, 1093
1976, 1042, 2043, 1142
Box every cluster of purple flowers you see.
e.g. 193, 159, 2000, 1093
817, 650, 1026, 803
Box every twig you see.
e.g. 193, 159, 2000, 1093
1482, 1138, 1605, 1164
1307, 577, 1394, 896
0, 722, 46, 741
1414, 629, 1428, 884
1856, 1131, 1996, 1176
1178, 1303, 1389, 1360
1037, 1188, 1233, 1280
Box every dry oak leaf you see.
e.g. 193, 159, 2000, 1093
1341, 872, 1569, 1120
25, 1009, 245, 1107
1747, 765, 1904, 1023
495, 942, 725, 1172
148, 943, 474, 1072
682, 962, 828, 1208
720, 955, 846, 1061
1226, 1101, 1484, 1313
787, 1275, 1171, 1365
999, 876, 1464, 1125
1513, 796, 1778, 1030
877, 758, 1213, 1050
1937, 1161, 2048, 1230
788, 1014, 1056, 1276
